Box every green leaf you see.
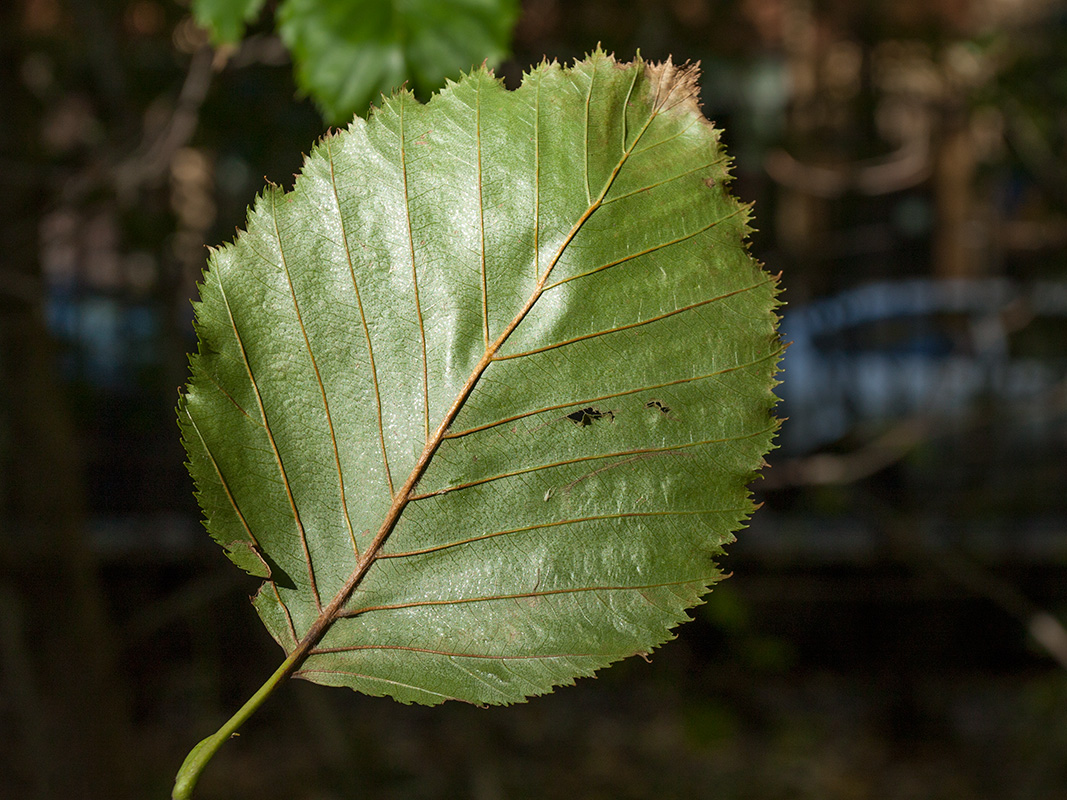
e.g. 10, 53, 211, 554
276, 0, 520, 123
179, 52, 781, 710
191, 0, 268, 44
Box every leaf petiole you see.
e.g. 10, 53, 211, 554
171, 649, 302, 799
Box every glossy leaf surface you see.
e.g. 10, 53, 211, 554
179, 52, 782, 706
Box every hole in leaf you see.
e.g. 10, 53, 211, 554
566, 407, 614, 427
645, 399, 671, 415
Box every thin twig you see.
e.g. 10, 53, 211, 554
933, 552, 1067, 671
114, 43, 217, 196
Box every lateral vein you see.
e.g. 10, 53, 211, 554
273, 190, 360, 565
326, 136, 395, 498
496, 276, 774, 361
215, 247, 320, 610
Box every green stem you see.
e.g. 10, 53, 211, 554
171, 649, 301, 799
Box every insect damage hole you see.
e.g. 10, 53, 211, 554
566, 407, 615, 427
644, 399, 679, 421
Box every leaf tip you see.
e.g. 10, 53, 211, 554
646, 56, 705, 121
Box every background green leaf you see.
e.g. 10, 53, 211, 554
191, 0, 519, 122
279, 0, 519, 123
192, 0, 268, 45
179, 52, 782, 707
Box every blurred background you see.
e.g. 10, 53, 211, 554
2, 0, 1067, 797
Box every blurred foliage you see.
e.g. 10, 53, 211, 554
980, 14, 1067, 213
191, 0, 268, 43
192, 0, 520, 122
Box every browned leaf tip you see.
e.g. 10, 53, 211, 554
645, 57, 704, 121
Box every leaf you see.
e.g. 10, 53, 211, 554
192, 0, 268, 45
179, 52, 782, 711
277, 0, 519, 123
191, 0, 519, 123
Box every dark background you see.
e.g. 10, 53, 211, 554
2, 1, 1067, 798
